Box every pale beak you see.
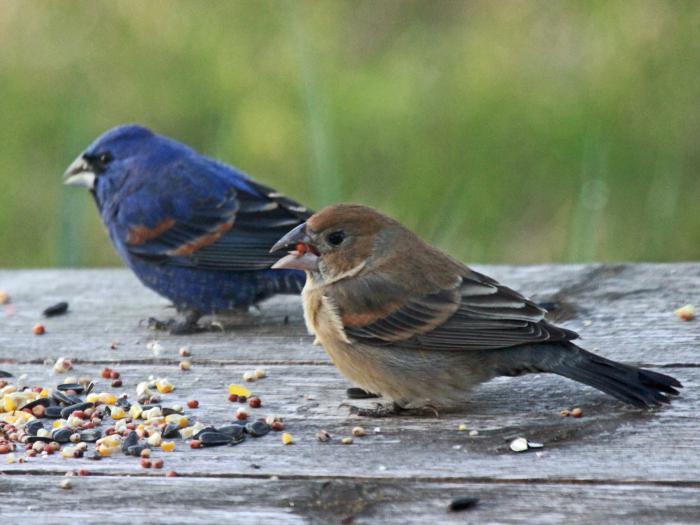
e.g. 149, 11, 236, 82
63, 153, 96, 189
270, 222, 320, 272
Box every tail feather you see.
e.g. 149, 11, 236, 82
498, 343, 682, 407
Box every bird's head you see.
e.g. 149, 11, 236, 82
63, 124, 156, 195
271, 204, 405, 284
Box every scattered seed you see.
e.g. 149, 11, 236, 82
243, 371, 256, 382
152, 458, 164, 469
33, 324, 45, 336
166, 470, 177, 477
469, 430, 479, 437
271, 421, 285, 432
316, 430, 331, 442
281, 432, 293, 445
235, 408, 249, 420
187, 400, 199, 409
140, 448, 151, 458
59, 479, 73, 490
110, 371, 120, 380
140, 458, 152, 468
43, 302, 69, 317
0, 291, 9, 304
341, 437, 353, 445
228, 384, 251, 398
52, 358, 72, 373
571, 407, 583, 418
351, 426, 365, 437
509, 437, 529, 453
560, 410, 570, 417
189, 440, 202, 449
449, 496, 479, 512
248, 396, 261, 409
179, 361, 191, 371
179, 346, 191, 357
254, 369, 267, 379
228, 394, 238, 403
458, 424, 467, 431
101, 368, 112, 379
675, 304, 696, 321
161, 441, 175, 452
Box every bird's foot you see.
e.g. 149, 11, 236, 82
342, 401, 440, 418
145, 310, 204, 335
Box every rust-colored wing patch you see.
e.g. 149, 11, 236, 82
126, 218, 176, 245
167, 218, 235, 257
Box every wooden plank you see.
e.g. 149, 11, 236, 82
0, 265, 698, 523
1, 475, 699, 525
0, 264, 698, 365
0, 363, 697, 481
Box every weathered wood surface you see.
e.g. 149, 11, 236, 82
0, 265, 698, 524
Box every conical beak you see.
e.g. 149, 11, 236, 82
63, 153, 96, 189
270, 223, 320, 272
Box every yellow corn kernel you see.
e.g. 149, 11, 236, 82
129, 403, 143, 420
165, 414, 188, 428
161, 441, 175, 452
110, 407, 126, 420
228, 384, 251, 397
3, 396, 16, 412
156, 380, 173, 394
282, 432, 293, 445
39, 389, 50, 398
458, 424, 467, 431
86, 393, 99, 403
98, 445, 115, 457
98, 393, 118, 405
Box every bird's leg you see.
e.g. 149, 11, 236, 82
342, 401, 404, 418
146, 309, 204, 335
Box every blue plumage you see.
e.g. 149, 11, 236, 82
64, 124, 310, 332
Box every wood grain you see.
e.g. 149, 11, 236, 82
0, 265, 698, 523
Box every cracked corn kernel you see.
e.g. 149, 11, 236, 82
98, 393, 117, 405
254, 369, 267, 379
341, 437, 353, 445
560, 410, 570, 417
675, 304, 696, 321
156, 380, 173, 394
351, 426, 365, 437
281, 432, 293, 445
161, 441, 175, 452
110, 407, 126, 420
228, 384, 251, 397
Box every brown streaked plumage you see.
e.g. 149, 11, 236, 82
271, 204, 682, 411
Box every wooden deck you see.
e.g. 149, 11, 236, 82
0, 264, 698, 524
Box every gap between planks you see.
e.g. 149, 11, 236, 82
3, 469, 700, 489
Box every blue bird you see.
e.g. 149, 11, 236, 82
63, 124, 311, 333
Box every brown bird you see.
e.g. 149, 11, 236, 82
271, 204, 681, 414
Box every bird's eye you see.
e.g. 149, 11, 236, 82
98, 152, 113, 165
326, 230, 345, 246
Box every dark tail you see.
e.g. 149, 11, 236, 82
496, 343, 682, 407
257, 269, 306, 298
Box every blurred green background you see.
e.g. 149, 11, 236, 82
1, 0, 699, 268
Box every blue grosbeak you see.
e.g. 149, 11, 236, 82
64, 124, 310, 333
271, 204, 681, 414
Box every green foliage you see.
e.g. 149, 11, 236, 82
1, 1, 699, 267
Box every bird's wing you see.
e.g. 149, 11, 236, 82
113, 159, 310, 271
343, 270, 578, 350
